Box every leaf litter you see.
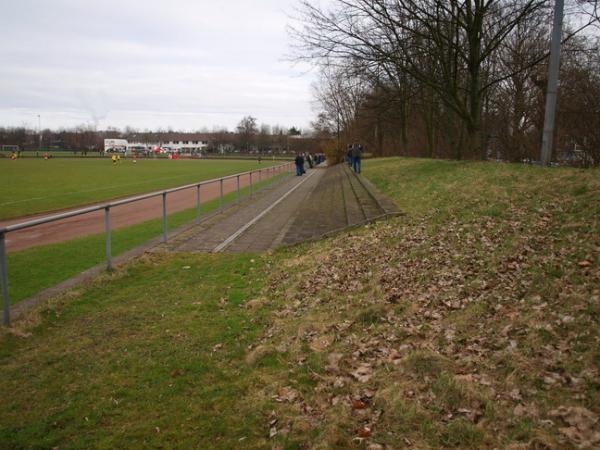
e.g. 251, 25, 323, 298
250, 192, 599, 448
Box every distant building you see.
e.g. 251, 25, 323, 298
104, 138, 128, 152
160, 140, 208, 153
103, 138, 209, 154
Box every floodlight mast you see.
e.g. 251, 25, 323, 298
38, 114, 42, 153
540, 0, 565, 166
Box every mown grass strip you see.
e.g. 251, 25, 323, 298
0, 252, 281, 449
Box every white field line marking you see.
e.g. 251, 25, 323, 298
213, 170, 317, 253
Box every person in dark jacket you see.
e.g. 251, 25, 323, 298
351, 145, 363, 173
295, 153, 305, 176
346, 144, 353, 166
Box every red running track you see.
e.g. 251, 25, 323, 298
0, 167, 290, 253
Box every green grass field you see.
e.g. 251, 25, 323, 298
1, 159, 598, 449
0, 158, 278, 220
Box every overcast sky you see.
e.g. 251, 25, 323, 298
0, 0, 316, 132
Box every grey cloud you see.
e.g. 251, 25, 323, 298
0, 0, 314, 130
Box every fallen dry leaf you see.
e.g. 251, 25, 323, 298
309, 334, 335, 352
357, 427, 373, 438
550, 406, 600, 449
326, 353, 344, 372
276, 387, 301, 403
351, 364, 373, 383
351, 399, 368, 410
367, 444, 384, 450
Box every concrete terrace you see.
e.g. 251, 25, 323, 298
158, 163, 399, 254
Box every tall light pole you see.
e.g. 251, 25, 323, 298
37, 114, 42, 154
540, 0, 565, 166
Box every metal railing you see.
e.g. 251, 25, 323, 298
0, 161, 294, 326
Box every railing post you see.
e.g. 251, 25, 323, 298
1, 232, 10, 327
236, 175, 240, 203
162, 192, 168, 243
105, 206, 112, 271
249, 171, 253, 197
196, 184, 201, 223
220, 178, 224, 211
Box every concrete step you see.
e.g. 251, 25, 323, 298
157, 163, 399, 254
343, 166, 386, 221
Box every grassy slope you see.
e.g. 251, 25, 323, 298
1, 158, 598, 449
0, 158, 277, 219
251, 158, 599, 449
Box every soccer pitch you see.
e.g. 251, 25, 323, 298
0, 158, 277, 220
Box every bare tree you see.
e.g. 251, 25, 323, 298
312, 64, 371, 157
257, 124, 272, 152
291, 0, 563, 158
236, 116, 258, 151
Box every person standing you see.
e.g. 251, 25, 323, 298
294, 153, 304, 176
351, 144, 363, 173
346, 144, 353, 166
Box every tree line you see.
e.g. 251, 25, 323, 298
0, 116, 317, 154
292, 0, 600, 165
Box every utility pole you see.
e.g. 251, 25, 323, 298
540, 0, 565, 166
336, 112, 341, 160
